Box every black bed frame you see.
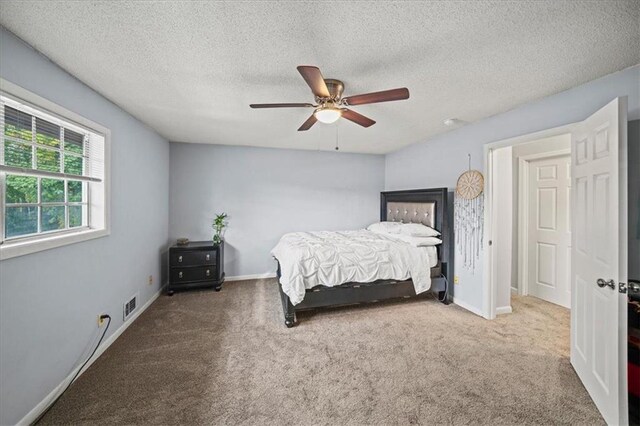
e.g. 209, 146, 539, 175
276, 188, 454, 327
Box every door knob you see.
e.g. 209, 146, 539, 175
596, 278, 615, 289
629, 279, 640, 293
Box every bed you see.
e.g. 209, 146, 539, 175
272, 188, 454, 327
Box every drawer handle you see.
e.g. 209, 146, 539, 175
205, 254, 210, 261
178, 272, 183, 279
178, 255, 183, 263
206, 269, 211, 277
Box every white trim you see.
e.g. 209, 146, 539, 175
0, 228, 109, 260
485, 146, 514, 319
483, 123, 578, 319
517, 156, 529, 297
0, 164, 102, 182
516, 148, 571, 298
0, 78, 111, 259
482, 147, 495, 319
225, 272, 277, 282
17, 288, 161, 426
496, 306, 513, 315
453, 297, 487, 318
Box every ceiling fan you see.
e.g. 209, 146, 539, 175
250, 65, 410, 131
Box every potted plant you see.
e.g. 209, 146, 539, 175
212, 213, 228, 246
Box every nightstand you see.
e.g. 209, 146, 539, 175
167, 241, 225, 295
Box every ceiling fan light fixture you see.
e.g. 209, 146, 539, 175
314, 105, 342, 124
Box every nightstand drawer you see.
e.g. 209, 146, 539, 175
170, 266, 216, 283
170, 250, 216, 267
167, 241, 224, 294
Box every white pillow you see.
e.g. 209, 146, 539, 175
399, 223, 441, 237
384, 233, 442, 247
409, 236, 442, 247
367, 221, 402, 234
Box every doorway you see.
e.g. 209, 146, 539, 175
487, 134, 571, 313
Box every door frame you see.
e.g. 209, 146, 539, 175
517, 148, 571, 297
483, 123, 576, 319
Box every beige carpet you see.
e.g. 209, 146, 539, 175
40, 279, 603, 425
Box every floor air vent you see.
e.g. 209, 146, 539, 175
124, 294, 138, 321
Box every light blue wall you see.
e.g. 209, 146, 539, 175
0, 28, 170, 425
385, 65, 640, 311
169, 143, 385, 277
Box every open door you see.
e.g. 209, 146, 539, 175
571, 97, 628, 425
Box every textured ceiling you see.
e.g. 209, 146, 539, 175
0, 1, 638, 154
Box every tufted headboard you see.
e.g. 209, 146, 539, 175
385, 201, 436, 228
380, 188, 448, 232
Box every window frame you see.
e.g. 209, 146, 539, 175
0, 79, 111, 260
3, 177, 89, 241
3, 112, 91, 240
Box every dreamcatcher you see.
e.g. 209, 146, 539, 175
455, 155, 484, 272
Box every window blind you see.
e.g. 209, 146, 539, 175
0, 100, 103, 183
35, 116, 60, 142
4, 105, 31, 141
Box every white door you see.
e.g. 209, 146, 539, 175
571, 97, 628, 425
528, 154, 571, 308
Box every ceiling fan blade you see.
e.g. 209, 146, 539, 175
343, 87, 409, 106
250, 103, 314, 108
341, 109, 376, 128
297, 66, 331, 98
298, 114, 318, 131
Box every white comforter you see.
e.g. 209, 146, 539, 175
271, 230, 438, 305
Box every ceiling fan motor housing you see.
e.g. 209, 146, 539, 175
321, 79, 345, 102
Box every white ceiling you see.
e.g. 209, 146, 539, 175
1, 1, 638, 154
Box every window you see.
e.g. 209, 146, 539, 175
0, 80, 109, 259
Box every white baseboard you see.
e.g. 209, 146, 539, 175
225, 272, 276, 282
511, 286, 518, 293
18, 288, 162, 426
496, 306, 513, 315
453, 297, 485, 318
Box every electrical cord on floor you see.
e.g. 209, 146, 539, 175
33, 314, 111, 425
438, 275, 449, 302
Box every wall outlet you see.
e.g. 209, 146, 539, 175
148, 275, 153, 285
454, 275, 460, 284
98, 314, 106, 326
